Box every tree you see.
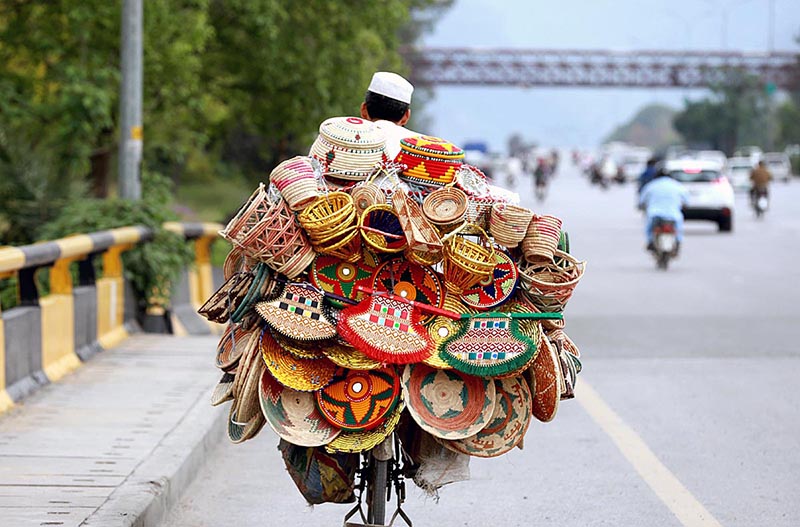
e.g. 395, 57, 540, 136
673, 74, 770, 155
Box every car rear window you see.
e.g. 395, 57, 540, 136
669, 169, 719, 183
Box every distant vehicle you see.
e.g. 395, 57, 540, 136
725, 156, 755, 191
734, 146, 763, 165
763, 152, 792, 183
649, 217, 679, 270
665, 159, 734, 232
620, 149, 652, 182
696, 150, 727, 168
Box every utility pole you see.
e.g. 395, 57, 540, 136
119, 0, 143, 200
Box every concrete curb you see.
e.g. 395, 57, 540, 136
81, 384, 227, 527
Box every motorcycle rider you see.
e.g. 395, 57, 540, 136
749, 160, 772, 208
639, 167, 689, 254
637, 157, 658, 193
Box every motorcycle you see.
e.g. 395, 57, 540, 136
751, 188, 769, 218
650, 217, 678, 270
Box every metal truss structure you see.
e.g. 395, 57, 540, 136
402, 47, 800, 90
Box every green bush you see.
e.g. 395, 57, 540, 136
38, 172, 193, 311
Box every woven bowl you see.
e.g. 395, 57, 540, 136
359, 204, 407, 254
423, 187, 468, 226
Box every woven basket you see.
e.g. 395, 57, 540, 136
423, 186, 468, 234
490, 203, 534, 248
521, 214, 563, 263
392, 189, 444, 265
317, 225, 363, 263
298, 192, 357, 237
359, 204, 407, 254
465, 196, 495, 230
441, 224, 496, 294
269, 156, 320, 211
517, 250, 586, 313
219, 183, 276, 247
351, 183, 386, 216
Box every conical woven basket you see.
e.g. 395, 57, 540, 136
517, 250, 586, 313
441, 224, 496, 294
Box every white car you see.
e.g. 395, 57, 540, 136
665, 159, 735, 232
763, 152, 792, 183
726, 156, 754, 191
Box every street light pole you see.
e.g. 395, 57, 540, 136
119, 0, 143, 200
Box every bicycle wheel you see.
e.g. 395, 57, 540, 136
367, 456, 388, 525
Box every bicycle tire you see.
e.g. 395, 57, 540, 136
367, 457, 388, 525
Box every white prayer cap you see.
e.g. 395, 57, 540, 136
367, 72, 414, 104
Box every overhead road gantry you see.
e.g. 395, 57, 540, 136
402, 47, 800, 90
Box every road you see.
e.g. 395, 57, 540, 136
161, 165, 800, 527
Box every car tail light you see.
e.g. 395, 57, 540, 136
712, 176, 729, 185
722, 207, 731, 217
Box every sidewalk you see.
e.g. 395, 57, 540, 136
0, 334, 223, 527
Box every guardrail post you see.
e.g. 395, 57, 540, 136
97, 244, 132, 349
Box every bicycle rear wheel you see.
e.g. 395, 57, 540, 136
367, 456, 388, 525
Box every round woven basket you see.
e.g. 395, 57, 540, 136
441, 224, 496, 294
521, 214, 563, 263
422, 187, 468, 233
517, 250, 586, 313
490, 203, 534, 248
359, 204, 407, 254
351, 183, 386, 216
269, 156, 320, 211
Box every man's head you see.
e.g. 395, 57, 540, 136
758, 160, 766, 168
360, 72, 413, 125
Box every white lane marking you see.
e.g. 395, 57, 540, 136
576, 381, 724, 527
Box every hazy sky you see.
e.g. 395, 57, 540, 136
419, 0, 800, 151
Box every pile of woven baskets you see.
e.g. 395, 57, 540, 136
199, 117, 586, 501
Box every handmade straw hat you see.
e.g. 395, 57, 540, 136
325, 399, 405, 454
259, 368, 341, 447
371, 257, 445, 325
269, 156, 320, 211
260, 329, 338, 392
321, 340, 382, 370
530, 331, 562, 423
425, 294, 476, 370
315, 367, 402, 432
439, 374, 532, 458
402, 363, 496, 440
395, 136, 465, 187
459, 250, 519, 310
310, 254, 375, 309
309, 117, 388, 181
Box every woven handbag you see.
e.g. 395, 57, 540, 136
255, 282, 337, 341
337, 292, 435, 364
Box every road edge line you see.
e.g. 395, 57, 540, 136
575, 381, 724, 527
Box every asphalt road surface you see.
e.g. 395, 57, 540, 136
161, 165, 800, 527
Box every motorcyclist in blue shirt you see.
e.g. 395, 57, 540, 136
639, 168, 689, 254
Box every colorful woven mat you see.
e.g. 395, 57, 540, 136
439, 374, 532, 458
260, 329, 338, 392
310, 254, 375, 308
402, 363, 495, 440
260, 369, 341, 447
460, 250, 519, 310
315, 367, 401, 431
372, 258, 445, 324
324, 399, 405, 454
